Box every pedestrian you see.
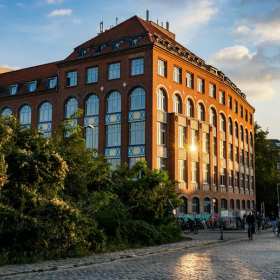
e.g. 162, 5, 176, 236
270, 212, 276, 228
256, 211, 262, 232
243, 213, 247, 232
246, 212, 255, 237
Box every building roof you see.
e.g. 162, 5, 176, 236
0, 62, 58, 96
268, 139, 280, 148
0, 67, 12, 74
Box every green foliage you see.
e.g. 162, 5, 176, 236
0, 112, 181, 265
254, 122, 278, 213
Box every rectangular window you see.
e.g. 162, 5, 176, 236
213, 166, 217, 185
249, 113, 253, 125
250, 153, 253, 167
203, 164, 209, 183
246, 174, 249, 190
27, 81, 37, 92
235, 171, 239, 188
220, 168, 226, 186
229, 170, 233, 187
108, 158, 121, 170
209, 83, 216, 98
234, 101, 238, 113
106, 124, 121, 147
67, 71, 77, 87
129, 157, 145, 169
219, 91, 225, 105
108, 62, 120, 80
220, 140, 226, 158
8, 84, 18, 95
228, 95, 232, 109
240, 105, 243, 117
213, 137, 217, 156
186, 72, 193, 88
157, 122, 166, 145
240, 149, 244, 165
241, 173, 244, 189
245, 151, 249, 166
235, 146, 239, 163
229, 143, 233, 161
129, 122, 145, 145
157, 157, 166, 170
191, 129, 198, 146
245, 109, 248, 121
173, 66, 182, 83
202, 132, 209, 153
158, 59, 167, 77
87, 67, 98, 83
191, 162, 198, 183
251, 176, 254, 191
85, 126, 99, 149
47, 77, 57, 89
197, 78, 204, 93
178, 126, 185, 148
131, 58, 144, 76
178, 160, 186, 181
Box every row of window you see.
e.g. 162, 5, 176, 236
7, 77, 57, 96
157, 59, 252, 124
179, 197, 255, 214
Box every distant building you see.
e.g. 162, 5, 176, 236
0, 14, 256, 215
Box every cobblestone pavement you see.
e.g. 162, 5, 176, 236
1, 232, 279, 279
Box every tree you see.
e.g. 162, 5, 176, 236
254, 122, 278, 214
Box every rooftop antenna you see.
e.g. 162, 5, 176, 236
157, 19, 158, 24
116, 17, 118, 25
100, 21, 103, 33
146, 10, 149, 21
166, 21, 169, 31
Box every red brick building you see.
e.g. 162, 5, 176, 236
0, 15, 256, 215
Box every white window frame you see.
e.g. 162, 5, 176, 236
186, 99, 193, 117
209, 83, 216, 98
85, 126, 99, 149
131, 58, 144, 76
129, 121, 145, 145
19, 105, 31, 125
157, 88, 166, 111
67, 71, 77, 87
8, 84, 18, 95
203, 163, 209, 184
108, 62, 120, 80
65, 98, 78, 118
86, 95, 99, 116
157, 122, 166, 145
173, 94, 181, 113
107, 91, 121, 113
191, 162, 198, 183
27, 81, 37, 92
106, 124, 121, 147
39, 102, 52, 122
219, 91, 225, 105
87, 67, 98, 84
178, 126, 185, 148
173, 66, 181, 83
158, 59, 166, 77
178, 160, 186, 181
2, 107, 12, 117
157, 157, 166, 170
186, 72, 193, 88
197, 78, 204, 93
130, 87, 145, 110
47, 77, 57, 89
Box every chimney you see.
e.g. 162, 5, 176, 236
116, 17, 118, 25
166, 21, 169, 31
146, 10, 149, 21
100, 21, 103, 33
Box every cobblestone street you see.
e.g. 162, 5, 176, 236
1, 232, 279, 279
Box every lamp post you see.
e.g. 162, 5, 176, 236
277, 183, 280, 219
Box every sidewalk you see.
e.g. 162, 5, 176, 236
0, 238, 222, 277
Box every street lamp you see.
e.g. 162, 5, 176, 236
277, 183, 280, 219
190, 144, 197, 152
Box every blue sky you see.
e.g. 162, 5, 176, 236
0, 0, 280, 139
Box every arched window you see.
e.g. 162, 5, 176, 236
85, 95, 99, 149
38, 102, 52, 138
247, 200, 250, 210
236, 199, 240, 210
179, 197, 188, 214
19, 105, 31, 125
197, 103, 205, 121
235, 122, 239, 138
86, 94, 99, 116
240, 126, 244, 141
157, 88, 166, 111
2, 107, 12, 117
173, 94, 182, 113
192, 197, 200, 213
221, 198, 227, 210
245, 129, 248, 144
250, 132, 253, 147
220, 114, 226, 132
107, 91, 121, 113
209, 108, 217, 127
242, 199, 245, 210
228, 118, 233, 135
203, 197, 211, 213
39, 102, 52, 122
186, 99, 194, 117
65, 98, 78, 118
213, 198, 218, 213
230, 199, 234, 210
130, 87, 145, 110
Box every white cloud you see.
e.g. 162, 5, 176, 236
0, 4, 5, 8
0, 64, 21, 70
45, 0, 64, 4
47, 9, 72, 17
16, 3, 24, 7
208, 45, 280, 102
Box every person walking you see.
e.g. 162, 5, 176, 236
246, 212, 255, 238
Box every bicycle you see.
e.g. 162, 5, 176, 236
182, 222, 198, 234
248, 224, 254, 240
